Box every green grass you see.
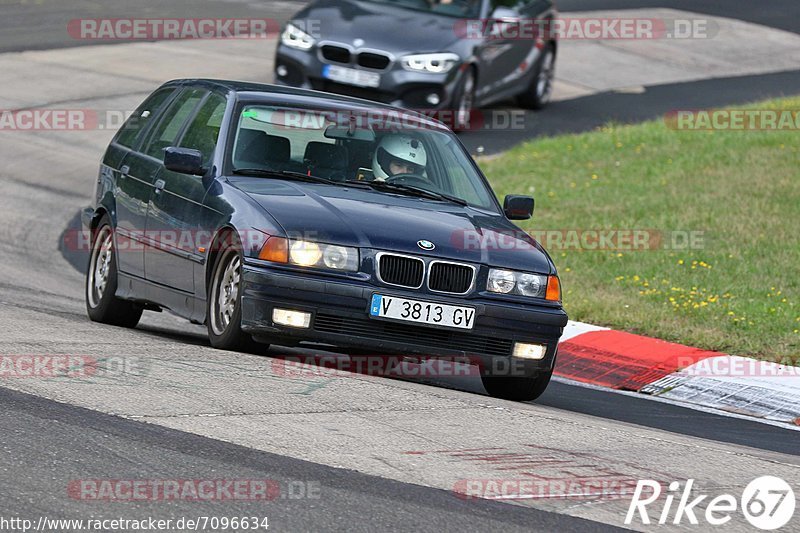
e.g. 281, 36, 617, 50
479, 97, 800, 362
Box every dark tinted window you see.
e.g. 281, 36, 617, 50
115, 88, 174, 148
143, 89, 204, 160
179, 93, 226, 166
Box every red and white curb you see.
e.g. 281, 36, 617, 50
555, 321, 800, 427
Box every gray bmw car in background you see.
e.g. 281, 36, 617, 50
274, 0, 558, 128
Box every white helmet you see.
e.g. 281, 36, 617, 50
372, 134, 427, 181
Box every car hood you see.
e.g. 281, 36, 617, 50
231, 178, 554, 274
293, 0, 463, 54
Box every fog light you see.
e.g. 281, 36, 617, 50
272, 308, 311, 328
426, 93, 441, 106
512, 343, 546, 360
276, 65, 289, 77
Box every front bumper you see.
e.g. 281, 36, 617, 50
241, 263, 567, 376
275, 44, 464, 110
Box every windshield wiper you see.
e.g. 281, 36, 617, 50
232, 168, 333, 185
344, 180, 468, 206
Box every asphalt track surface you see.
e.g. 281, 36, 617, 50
1, 1, 800, 531
0, 387, 613, 532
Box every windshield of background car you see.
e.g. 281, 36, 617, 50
360, 0, 483, 18
231, 105, 499, 211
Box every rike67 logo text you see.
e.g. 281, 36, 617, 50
626, 476, 795, 530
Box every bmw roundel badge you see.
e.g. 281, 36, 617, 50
417, 240, 435, 251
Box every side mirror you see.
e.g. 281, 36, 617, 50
491, 7, 519, 21
489, 8, 520, 37
164, 147, 205, 176
504, 195, 534, 220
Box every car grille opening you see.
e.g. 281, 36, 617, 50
429, 262, 474, 294
314, 314, 513, 357
357, 52, 391, 70
321, 45, 351, 64
378, 254, 424, 288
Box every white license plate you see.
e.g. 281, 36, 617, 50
323, 65, 381, 88
370, 294, 476, 330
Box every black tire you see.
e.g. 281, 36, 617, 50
517, 43, 555, 110
206, 234, 260, 352
481, 369, 553, 402
85, 216, 143, 328
452, 67, 477, 132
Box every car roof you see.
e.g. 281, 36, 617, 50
159, 78, 449, 131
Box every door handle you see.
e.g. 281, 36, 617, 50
120, 165, 130, 175
154, 179, 166, 194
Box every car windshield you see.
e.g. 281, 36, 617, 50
358, 0, 482, 18
230, 105, 498, 210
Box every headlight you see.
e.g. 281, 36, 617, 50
401, 53, 460, 74
487, 269, 516, 294
289, 240, 359, 271
281, 23, 315, 50
487, 269, 557, 300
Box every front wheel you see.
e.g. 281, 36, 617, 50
518, 43, 555, 110
452, 67, 476, 131
207, 238, 259, 352
85, 216, 142, 328
481, 369, 553, 402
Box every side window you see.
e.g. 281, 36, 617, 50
115, 88, 175, 148
143, 89, 205, 160
179, 93, 227, 166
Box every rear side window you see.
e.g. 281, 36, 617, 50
115, 88, 175, 148
143, 89, 205, 160
179, 93, 227, 166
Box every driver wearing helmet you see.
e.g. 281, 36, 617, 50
372, 134, 427, 181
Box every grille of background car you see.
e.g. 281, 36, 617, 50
321, 45, 351, 64
378, 254, 425, 288
357, 52, 391, 70
428, 262, 474, 294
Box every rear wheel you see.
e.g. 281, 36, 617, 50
85, 216, 143, 328
207, 236, 260, 352
518, 43, 555, 110
481, 369, 553, 402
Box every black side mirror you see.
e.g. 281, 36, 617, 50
164, 147, 205, 176
504, 195, 534, 220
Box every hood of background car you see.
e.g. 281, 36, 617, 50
231, 178, 554, 274
293, 0, 463, 55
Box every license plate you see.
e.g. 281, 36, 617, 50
370, 294, 476, 330
323, 65, 381, 88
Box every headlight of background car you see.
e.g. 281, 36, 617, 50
281, 23, 315, 50
401, 53, 460, 74
487, 268, 561, 301
290, 241, 359, 271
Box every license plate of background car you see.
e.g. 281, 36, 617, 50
323, 65, 381, 88
369, 294, 475, 330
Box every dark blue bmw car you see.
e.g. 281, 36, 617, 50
83, 79, 567, 401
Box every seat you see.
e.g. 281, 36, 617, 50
303, 142, 349, 181
234, 129, 291, 170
